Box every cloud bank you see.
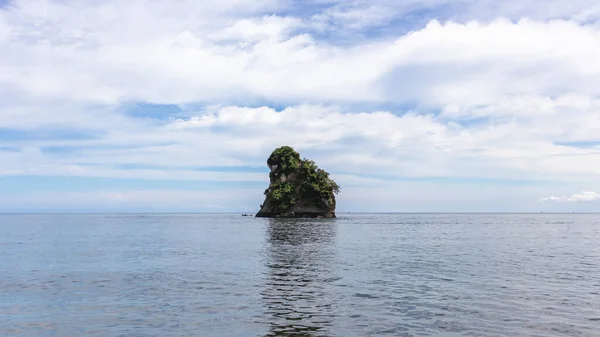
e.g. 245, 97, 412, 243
539, 191, 600, 204
1, 0, 599, 211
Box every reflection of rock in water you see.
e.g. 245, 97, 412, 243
261, 219, 338, 336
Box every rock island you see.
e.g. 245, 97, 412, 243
256, 146, 340, 218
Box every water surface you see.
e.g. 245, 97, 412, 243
1, 213, 599, 336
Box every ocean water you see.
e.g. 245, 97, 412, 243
1, 213, 599, 337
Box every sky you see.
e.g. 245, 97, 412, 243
1, 0, 600, 213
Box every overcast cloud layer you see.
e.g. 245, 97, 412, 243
1, 0, 599, 212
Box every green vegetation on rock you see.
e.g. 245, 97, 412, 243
259, 146, 340, 215
267, 181, 296, 210
297, 159, 340, 207
267, 145, 301, 178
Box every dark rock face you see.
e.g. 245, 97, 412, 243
256, 146, 339, 218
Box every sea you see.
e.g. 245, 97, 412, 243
1, 213, 599, 336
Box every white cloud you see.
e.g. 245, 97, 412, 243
539, 191, 600, 203
1, 102, 599, 186
212, 16, 302, 42
2, 2, 600, 106
1, 0, 600, 211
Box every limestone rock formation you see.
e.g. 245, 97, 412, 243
256, 146, 340, 218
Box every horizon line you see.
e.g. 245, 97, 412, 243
0, 211, 595, 215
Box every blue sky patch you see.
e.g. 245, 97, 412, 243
1, 175, 264, 194
120, 102, 183, 120
555, 141, 600, 149
113, 163, 269, 173
334, 171, 560, 187
0, 128, 104, 141
40, 141, 181, 154
0, 146, 20, 152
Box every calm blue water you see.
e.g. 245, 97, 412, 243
1, 213, 599, 336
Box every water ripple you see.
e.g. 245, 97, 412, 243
1, 213, 599, 336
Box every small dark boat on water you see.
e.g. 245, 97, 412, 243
241, 213, 252, 216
